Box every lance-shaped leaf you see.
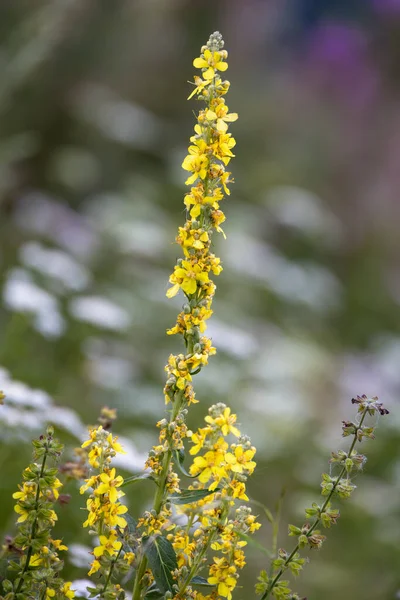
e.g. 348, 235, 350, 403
173, 448, 196, 478
168, 488, 218, 505
121, 472, 154, 488
191, 575, 215, 587
144, 536, 178, 594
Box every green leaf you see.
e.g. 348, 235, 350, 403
191, 575, 215, 587
144, 536, 178, 594
168, 488, 218, 505
124, 513, 138, 534
235, 532, 273, 558
144, 586, 165, 600
121, 472, 154, 488
173, 449, 196, 478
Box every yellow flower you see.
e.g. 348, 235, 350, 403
167, 260, 210, 298
187, 75, 212, 100
189, 427, 212, 455
229, 480, 249, 501
95, 467, 124, 503
82, 426, 102, 448
190, 449, 227, 486
88, 559, 101, 576
80, 475, 98, 495
14, 504, 30, 523
193, 49, 228, 80
46, 588, 56, 599
182, 141, 209, 185
206, 102, 238, 133
103, 502, 128, 528
208, 557, 237, 600
93, 531, 122, 558
225, 446, 256, 474
124, 551, 135, 566
61, 582, 75, 599
205, 406, 240, 437
51, 539, 68, 551
29, 553, 43, 567
12, 482, 36, 502
107, 432, 126, 454
50, 477, 62, 500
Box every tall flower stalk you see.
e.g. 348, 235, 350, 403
133, 31, 239, 600
2, 30, 391, 600
5, 427, 75, 600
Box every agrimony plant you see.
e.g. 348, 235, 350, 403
1, 31, 390, 600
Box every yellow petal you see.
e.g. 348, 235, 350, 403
206, 110, 217, 121
216, 61, 228, 72
225, 112, 238, 122
203, 67, 215, 80
166, 284, 180, 298
193, 57, 208, 69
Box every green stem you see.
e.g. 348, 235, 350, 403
132, 393, 184, 600
261, 409, 368, 600
13, 445, 49, 597
101, 546, 123, 597
178, 503, 229, 597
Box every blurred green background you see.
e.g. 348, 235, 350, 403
0, 1, 399, 599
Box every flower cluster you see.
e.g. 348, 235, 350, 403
167, 404, 260, 600
2, 30, 392, 600
164, 30, 237, 408
4, 427, 75, 600
144, 30, 239, 539
80, 426, 134, 596
256, 396, 389, 600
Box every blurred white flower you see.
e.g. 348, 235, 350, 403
70, 296, 131, 331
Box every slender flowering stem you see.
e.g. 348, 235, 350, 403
261, 407, 370, 600
101, 545, 123, 596
13, 444, 49, 597
133, 31, 240, 600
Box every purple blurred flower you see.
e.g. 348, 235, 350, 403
372, 0, 400, 15
304, 22, 378, 109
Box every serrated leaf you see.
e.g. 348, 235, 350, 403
121, 472, 154, 488
191, 575, 215, 587
173, 449, 196, 478
144, 536, 178, 594
168, 488, 218, 505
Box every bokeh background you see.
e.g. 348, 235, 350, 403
0, 1, 399, 598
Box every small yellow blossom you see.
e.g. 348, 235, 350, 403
205, 406, 240, 437
225, 446, 256, 474
193, 48, 228, 80
208, 557, 237, 600
95, 468, 124, 503
61, 582, 75, 599
93, 531, 122, 558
